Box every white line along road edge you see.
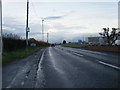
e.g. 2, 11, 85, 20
35, 49, 46, 88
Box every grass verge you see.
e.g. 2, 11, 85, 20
2, 46, 45, 65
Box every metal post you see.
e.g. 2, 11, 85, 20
0, 0, 2, 54
26, 0, 29, 48
42, 19, 44, 41
47, 32, 49, 43
0, 0, 2, 90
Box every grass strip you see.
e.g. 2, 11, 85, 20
2, 46, 45, 65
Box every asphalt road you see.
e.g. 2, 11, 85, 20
2, 46, 120, 88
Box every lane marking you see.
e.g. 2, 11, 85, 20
35, 49, 46, 88
72, 52, 83, 56
80, 49, 108, 55
36, 49, 46, 75
59, 47, 120, 71
61, 46, 108, 56
98, 61, 120, 70
39, 49, 46, 66
21, 81, 24, 85
57, 47, 84, 57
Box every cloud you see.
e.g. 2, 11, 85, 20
3, 0, 119, 2
43, 10, 75, 20
43, 15, 65, 20
52, 23, 87, 31
2, 2, 117, 43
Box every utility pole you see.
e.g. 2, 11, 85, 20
26, 0, 29, 48
0, 0, 2, 54
47, 32, 49, 43
0, 0, 2, 90
42, 19, 44, 41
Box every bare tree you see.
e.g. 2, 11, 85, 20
99, 28, 120, 45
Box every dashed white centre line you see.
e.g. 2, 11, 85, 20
72, 52, 83, 56
98, 61, 120, 70
21, 81, 24, 85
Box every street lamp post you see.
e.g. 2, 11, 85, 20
47, 32, 49, 43
0, 0, 2, 90
26, 0, 29, 48
0, 0, 2, 54
42, 19, 44, 41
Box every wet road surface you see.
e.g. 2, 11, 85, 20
2, 46, 120, 88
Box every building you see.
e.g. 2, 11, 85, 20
99, 37, 107, 45
87, 37, 100, 45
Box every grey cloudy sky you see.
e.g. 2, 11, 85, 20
2, 0, 118, 43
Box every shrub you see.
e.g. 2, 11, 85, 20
3, 33, 50, 52
3, 33, 26, 52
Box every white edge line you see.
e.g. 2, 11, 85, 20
35, 49, 46, 87
37, 49, 46, 73
36, 49, 46, 77
39, 49, 46, 65
98, 61, 120, 70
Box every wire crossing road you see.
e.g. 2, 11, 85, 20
3, 46, 120, 88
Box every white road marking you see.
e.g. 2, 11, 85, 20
57, 47, 83, 57
72, 52, 83, 56
61, 47, 108, 56
35, 49, 46, 88
80, 49, 108, 55
36, 49, 46, 76
39, 49, 46, 66
98, 61, 120, 70
21, 82, 24, 85
25, 76, 28, 78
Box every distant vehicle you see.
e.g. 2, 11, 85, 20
51, 44, 55, 47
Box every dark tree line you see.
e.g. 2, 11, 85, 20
29, 38, 50, 46
3, 33, 26, 52
3, 33, 50, 52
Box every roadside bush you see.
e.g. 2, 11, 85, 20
3, 33, 26, 52
3, 33, 50, 52
29, 38, 50, 46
